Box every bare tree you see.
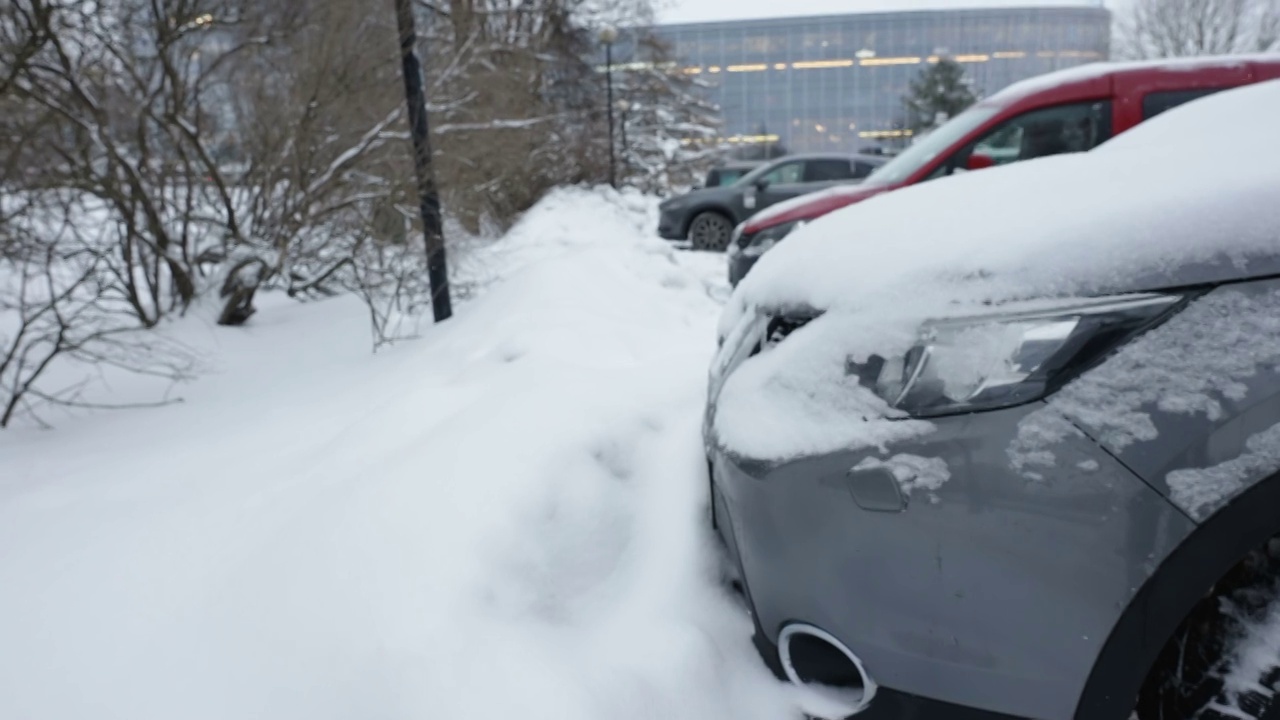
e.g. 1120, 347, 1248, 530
1, 192, 196, 428
2, 0, 691, 426
1116, 0, 1280, 59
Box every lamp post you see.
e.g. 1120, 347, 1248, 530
616, 99, 631, 177
394, 0, 452, 322
599, 25, 619, 189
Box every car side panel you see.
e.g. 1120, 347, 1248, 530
712, 403, 1195, 719
1052, 278, 1280, 524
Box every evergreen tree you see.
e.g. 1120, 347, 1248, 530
903, 58, 978, 133
612, 34, 723, 193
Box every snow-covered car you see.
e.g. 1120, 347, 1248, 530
724, 54, 1280, 287
704, 80, 1280, 720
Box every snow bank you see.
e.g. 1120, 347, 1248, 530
715, 80, 1280, 460
0, 187, 794, 720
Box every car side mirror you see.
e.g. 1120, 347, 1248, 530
754, 178, 771, 191
966, 152, 996, 171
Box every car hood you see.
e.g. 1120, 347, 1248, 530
742, 182, 895, 233
659, 185, 737, 210
722, 80, 1280, 337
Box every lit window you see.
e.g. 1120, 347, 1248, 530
860, 56, 921, 66
792, 59, 855, 69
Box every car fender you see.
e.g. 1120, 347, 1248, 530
1076, 471, 1280, 719
1042, 278, 1280, 523
1056, 278, 1280, 717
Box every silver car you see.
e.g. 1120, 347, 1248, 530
704, 81, 1280, 720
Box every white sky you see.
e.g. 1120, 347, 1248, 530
657, 0, 1115, 25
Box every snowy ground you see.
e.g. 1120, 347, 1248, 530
0, 188, 800, 720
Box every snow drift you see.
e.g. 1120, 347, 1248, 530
0, 187, 798, 720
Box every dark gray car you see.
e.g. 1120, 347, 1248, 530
705, 82, 1280, 720
657, 153, 884, 251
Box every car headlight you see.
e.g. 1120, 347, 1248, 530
738, 220, 806, 257
846, 293, 1186, 417
727, 223, 745, 256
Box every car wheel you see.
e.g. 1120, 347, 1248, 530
688, 212, 734, 252
1138, 541, 1280, 720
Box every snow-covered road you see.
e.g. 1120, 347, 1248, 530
0, 188, 799, 720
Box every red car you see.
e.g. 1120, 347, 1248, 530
727, 54, 1280, 286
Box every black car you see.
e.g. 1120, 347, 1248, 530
657, 153, 885, 251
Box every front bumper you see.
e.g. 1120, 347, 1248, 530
657, 208, 687, 240
708, 402, 1196, 719
749, 627, 1021, 720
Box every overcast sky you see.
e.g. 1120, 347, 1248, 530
656, 0, 1116, 25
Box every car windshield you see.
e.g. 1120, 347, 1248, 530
716, 170, 747, 185
866, 104, 1003, 185
732, 160, 786, 186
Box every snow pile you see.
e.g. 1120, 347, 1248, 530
714, 80, 1280, 460
0, 188, 794, 720
854, 454, 950, 500
1169, 424, 1280, 521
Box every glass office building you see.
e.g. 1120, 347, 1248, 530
647, 5, 1111, 153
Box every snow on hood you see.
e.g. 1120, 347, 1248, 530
0, 186, 800, 720
744, 184, 868, 228
713, 80, 1280, 461
724, 79, 1280, 336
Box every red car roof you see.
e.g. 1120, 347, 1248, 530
743, 54, 1280, 235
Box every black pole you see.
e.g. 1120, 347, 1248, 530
605, 42, 616, 189
619, 104, 627, 162
394, 0, 452, 322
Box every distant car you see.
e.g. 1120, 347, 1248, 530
702, 161, 762, 188
706, 81, 1280, 720
726, 53, 1280, 286
657, 153, 886, 251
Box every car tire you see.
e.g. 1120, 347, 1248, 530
688, 212, 734, 252
1138, 541, 1280, 720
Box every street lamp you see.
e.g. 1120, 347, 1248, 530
599, 25, 619, 189
615, 99, 631, 176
